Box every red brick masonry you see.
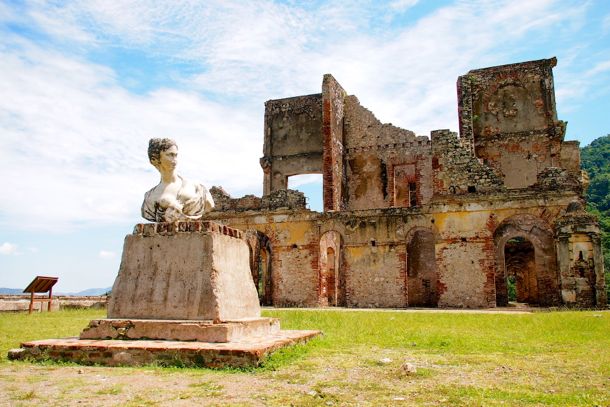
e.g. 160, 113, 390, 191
133, 220, 244, 238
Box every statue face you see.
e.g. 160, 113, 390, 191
157, 145, 178, 173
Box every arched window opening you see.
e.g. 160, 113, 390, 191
503, 237, 538, 304
258, 249, 268, 298
326, 247, 337, 306
319, 230, 343, 307
257, 246, 273, 306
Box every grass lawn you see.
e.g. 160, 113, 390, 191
0, 308, 608, 406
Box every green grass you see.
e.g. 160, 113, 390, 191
264, 308, 610, 356
1, 308, 609, 406
0, 308, 106, 357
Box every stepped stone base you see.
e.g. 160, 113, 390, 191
80, 317, 280, 343
9, 329, 320, 368
8, 222, 322, 368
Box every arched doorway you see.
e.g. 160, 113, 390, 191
325, 247, 337, 305
504, 237, 538, 303
257, 245, 273, 305
246, 231, 273, 306
319, 231, 343, 306
406, 228, 438, 307
494, 215, 560, 307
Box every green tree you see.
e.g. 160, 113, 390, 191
588, 174, 610, 212
581, 134, 610, 300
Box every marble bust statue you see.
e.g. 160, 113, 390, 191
141, 138, 214, 222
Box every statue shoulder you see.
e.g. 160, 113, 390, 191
143, 186, 156, 199
178, 175, 202, 190
141, 186, 158, 221
184, 177, 214, 211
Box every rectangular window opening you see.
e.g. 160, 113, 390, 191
287, 174, 323, 212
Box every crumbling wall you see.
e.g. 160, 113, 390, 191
486, 135, 562, 188
532, 167, 583, 194
559, 140, 581, 173
261, 189, 307, 211
436, 240, 493, 308
205, 191, 583, 309
432, 209, 497, 308
210, 186, 262, 212
210, 187, 306, 212
431, 129, 504, 196
322, 75, 347, 211
344, 243, 406, 307
555, 203, 607, 307
567, 233, 597, 306
201, 58, 604, 310
342, 215, 413, 307
343, 96, 433, 210
457, 58, 574, 189
262, 94, 323, 194
274, 244, 319, 306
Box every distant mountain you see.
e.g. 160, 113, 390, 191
71, 287, 112, 296
0, 287, 111, 296
0, 287, 24, 295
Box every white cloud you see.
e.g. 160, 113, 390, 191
288, 174, 323, 188
0, 242, 18, 255
0, 1, 18, 22
9, 1, 587, 114
585, 59, 610, 77
0, 40, 262, 231
389, 0, 419, 12
28, 7, 96, 44
0, 0, 603, 232
99, 250, 116, 259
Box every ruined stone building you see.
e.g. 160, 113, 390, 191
206, 58, 607, 308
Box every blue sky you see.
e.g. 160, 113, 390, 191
1, 0, 609, 292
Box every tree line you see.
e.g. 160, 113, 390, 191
581, 134, 610, 300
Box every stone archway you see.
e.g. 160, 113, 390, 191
504, 237, 538, 303
319, 231, 343, 306
245, 230, 273, 306
406, 227, 438, 307
494, 214, 560, 306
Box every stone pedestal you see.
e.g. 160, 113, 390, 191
10, 221, 319, 368
108, 221, 260, 321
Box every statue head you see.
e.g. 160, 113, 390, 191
148, 138, 178, 170
141, 137, 215, 221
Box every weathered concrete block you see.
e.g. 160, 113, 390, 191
80, 318, 280, 343
0, 299, 60, 312
108, 224, 260, 321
